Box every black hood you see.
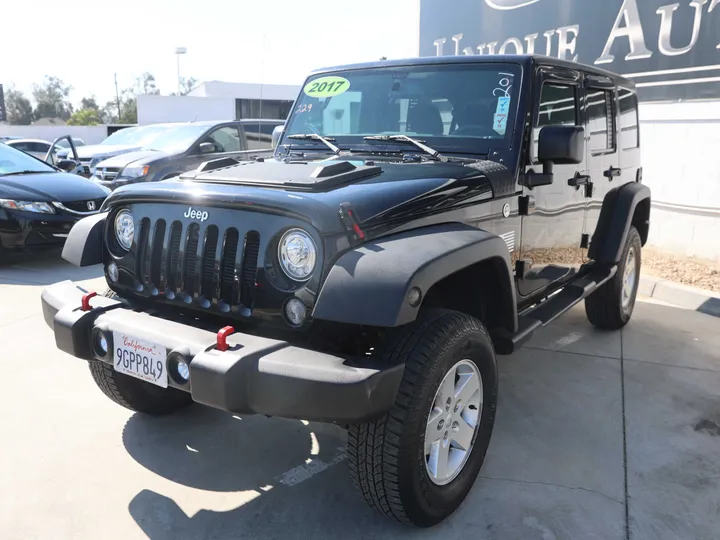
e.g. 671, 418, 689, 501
104, 156, 510, 235
0, 171, 111, 202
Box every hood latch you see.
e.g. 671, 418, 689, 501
339, 202, 366, 245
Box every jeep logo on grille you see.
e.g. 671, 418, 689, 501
184, 207, 209, 222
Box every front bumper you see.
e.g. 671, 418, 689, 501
41, 280, 403, 423
0, 210, 79, 248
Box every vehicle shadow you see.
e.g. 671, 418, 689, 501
0, 247, 103, 285
122, 407, 417, 540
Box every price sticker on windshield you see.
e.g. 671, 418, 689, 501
303, 76, 350, 98
493, 97, 511, 135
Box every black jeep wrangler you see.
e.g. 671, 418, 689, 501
41, 55, 650, 527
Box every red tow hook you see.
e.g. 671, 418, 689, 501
81, 291, 98, 311
216, 326, 236, 352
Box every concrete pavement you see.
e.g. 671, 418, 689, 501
1, 250, 719, 540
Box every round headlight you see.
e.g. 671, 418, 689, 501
115, 210, 135, 251
278, 228, 317, 281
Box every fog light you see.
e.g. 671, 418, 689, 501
97, 333, 108, 355
175, 360, 190, 382
284, 298, 307, 327
108, 262, 119, 283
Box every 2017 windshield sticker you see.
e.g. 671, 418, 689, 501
492, 75, 513, 135
303, 76, 350, 98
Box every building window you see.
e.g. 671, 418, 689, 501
587, 89, 616, 153
618, 88, 639, 150
235, 99, 293, 120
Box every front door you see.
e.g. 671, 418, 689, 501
517, 69, 588, 300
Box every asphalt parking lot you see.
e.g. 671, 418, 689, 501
1, 250, 719, 540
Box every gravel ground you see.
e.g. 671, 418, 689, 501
643, 247, 720, 293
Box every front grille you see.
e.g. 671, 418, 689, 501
60, 198, 105, 213
133, 218, 260, 312
94, 167, 121, 180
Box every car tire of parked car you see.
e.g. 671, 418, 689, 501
347, 309, 498, 527
585, 225, 642, 330
86, 289, 194, 416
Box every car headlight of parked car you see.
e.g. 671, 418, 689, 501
0, 199, 55, 214
114, 209, 135, 250
118, 165, 150, 180
278, 228, 317, 281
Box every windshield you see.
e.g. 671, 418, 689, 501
282, 63, 522, 155
143, 124, 210, 153
100, 125, 168, 146
0, 142, 56, 175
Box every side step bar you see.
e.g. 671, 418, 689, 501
492, 264, 617, 355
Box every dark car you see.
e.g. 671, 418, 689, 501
0, 142, 110, 258
42, 55, 649, 526
91, 119, 284, 191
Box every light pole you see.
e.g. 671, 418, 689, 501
175, 47, 187, 94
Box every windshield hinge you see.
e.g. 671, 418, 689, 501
339, 202, 366, 244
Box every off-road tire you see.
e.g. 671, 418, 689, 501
348, 309, 498, 527
585, 225, 642, 330
87, 288, 192, 415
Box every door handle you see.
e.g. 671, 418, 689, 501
604, 166, 621, 179
568, 173, 591, 187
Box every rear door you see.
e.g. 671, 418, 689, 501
517, 66, 588, 300
179, 124, 248, 172
583, 76, 620, 245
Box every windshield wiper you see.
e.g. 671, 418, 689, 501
363, 135, 449, 162
0, 170, 54, 177
287, 133, 341, 155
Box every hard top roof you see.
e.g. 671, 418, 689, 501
310, 54, 636, 88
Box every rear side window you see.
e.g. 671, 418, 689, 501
618, 89, 639, 149
586, 89, 616, 153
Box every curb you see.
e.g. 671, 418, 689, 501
639, 274, 720, 318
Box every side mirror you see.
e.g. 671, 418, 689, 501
527, 125, 585, 188
56, 159, 78, 172
198, 142, 215, 154
538, 125, 585, 165
271, 125, 285, 149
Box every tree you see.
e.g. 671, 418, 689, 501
4, 88, 34, 125
32, 76, 73, 120
171, 76, 198, 96
136, 72, 160, 95
67, 108, 102, 126
80, 96, 100, 111
119, 97, 137, 124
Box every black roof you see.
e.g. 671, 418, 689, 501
310, 54, 636, 88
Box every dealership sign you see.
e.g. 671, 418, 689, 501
420, 0, 720, 100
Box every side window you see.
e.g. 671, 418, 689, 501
241, 123, 273, 150
586, 89, 616, 153
533, 83, 578, 160
204, 126, 242, 153
31, 142, 50, 154
618, 88, 639, 150
12, 142, 30, 152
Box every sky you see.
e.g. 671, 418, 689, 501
1, 0, 419, 107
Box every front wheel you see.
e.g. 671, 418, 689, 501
348, 309, 498, 527
585, 225, 642, 330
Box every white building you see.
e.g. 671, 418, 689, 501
137, 81, 300, 125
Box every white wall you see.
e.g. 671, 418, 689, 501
189, 81, 300, 100
0, 125, 110, 144
137, 94, 235, 125
639, 101, 720, 262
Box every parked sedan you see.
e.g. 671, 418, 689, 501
91, 119, 283, 191
0, 142, 110, 258
3, 138, 52, 159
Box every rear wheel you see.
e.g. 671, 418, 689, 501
348, 309, 498, 527
585, 226, 642, 330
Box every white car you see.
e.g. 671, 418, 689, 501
3, 138, 53, 159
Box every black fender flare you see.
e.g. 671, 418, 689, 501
312, 223, 517, 331
61, 212, 106, 267
588, 182, 651, 264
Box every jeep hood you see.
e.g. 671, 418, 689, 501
104, 157, 507, 235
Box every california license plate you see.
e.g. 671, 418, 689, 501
112, 332, 168, 388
